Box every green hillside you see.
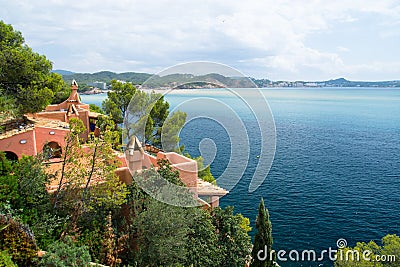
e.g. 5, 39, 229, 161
59, 71, 152, 85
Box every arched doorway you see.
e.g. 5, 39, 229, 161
4, 151, 18, 161
43, 142, 62, 159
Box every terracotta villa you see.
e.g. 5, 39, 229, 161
0, 81, 227, 207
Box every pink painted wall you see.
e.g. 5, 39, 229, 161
156, 151, 198, 191
120, 150, 198, 192
210, 196, 220, 208
144, 153, 158, 168
157, 151, 193, 164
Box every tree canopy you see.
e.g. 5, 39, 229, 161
211, 206, 253, 267
335, 234, 400, 267
103, 80, 186, 151
102, 80, 137, 125
0, 20, 67, 117
251, 198, 275, 267
0, 21, 254, 267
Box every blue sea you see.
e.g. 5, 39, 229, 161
82, 88, 400, 266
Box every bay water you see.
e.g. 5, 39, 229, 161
81, 88, 400, 265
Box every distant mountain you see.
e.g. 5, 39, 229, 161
143, 73, 255, 88
56, 70, 400, 89
60, 71, 152, 86
52, 69, 76, 76
327, 78, 348, 84
58, 71, 254, 89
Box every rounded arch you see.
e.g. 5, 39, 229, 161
3, 151, 18, 161
43, 141, 62, 159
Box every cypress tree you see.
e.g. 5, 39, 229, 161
251, 198, 275, 267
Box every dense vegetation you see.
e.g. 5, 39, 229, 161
0, 144, 253, 266
101, 79, 216, 183
335, 234, 400, 267
58, 71, 400, 90
102, 79, 185, 150
251, 198, 276, 267
58, 71, 256, 90
0, 21, 70, 119
60, 71, 152, 87
0, 21, 250, 266
3, 20, 398, 267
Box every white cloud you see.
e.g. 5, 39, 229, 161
337, 46, 350, 53
0, 0, 399, 80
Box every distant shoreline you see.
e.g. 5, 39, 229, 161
56, 70, 400, 90
139, 86, 400, 92
80, 86, 400, 96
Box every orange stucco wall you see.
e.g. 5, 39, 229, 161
35, 112, 67, 121
35, 110, 90, 142
0, 82, 222, 207
0, 130, 37, 159
0, 126, 69, 159
115, 167, 133, 185
34, 127, 69, 155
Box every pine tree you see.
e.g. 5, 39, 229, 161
251, 198, 275, 267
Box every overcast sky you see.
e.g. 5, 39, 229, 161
1, 0, 399, 80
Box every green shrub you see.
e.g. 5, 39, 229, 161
335, 234, 400, 267
0, 214, 38, 266
0, 152, 19, 211
39, 237, 91, 267
78, 224, 104, 262
0, 251, 17, 267
30, 213, 69, 251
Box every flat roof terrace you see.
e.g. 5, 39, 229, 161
0, 117, 69, 140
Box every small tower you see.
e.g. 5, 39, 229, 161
71, 79, 78, 89
126, 136, 145, 171
67, 79, 81, 104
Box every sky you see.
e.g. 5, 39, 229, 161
1, 0, 400, 81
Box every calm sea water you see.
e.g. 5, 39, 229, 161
82, 88, 400, 266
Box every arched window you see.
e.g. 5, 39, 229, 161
43, 142, 62, 159
3, 151, 18, 161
